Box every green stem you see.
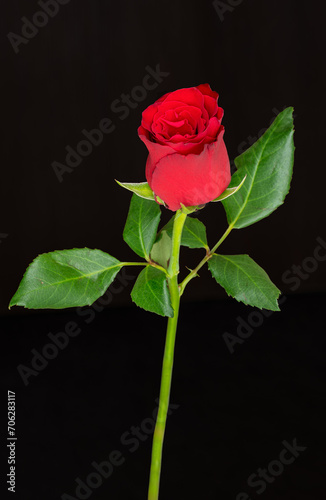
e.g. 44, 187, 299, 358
179, 223, 234, 295
148, 209, 187, 500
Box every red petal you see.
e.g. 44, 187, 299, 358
141, 103, 160, 131
138, 127, 175, 185
196, 83, 219, 100
150, 131, 231, 211
203, 95, 218, 117
163, 87, 204, 109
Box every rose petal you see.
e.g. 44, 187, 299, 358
205, 117, 220, 138
217, 106, 224, 122
138, 126, 176, 184
203, 95, 218, 117
196, 83, 219, 101
159, 121, 223, 154
141, 103, 160, 131
155, 106, 203, 139
149, 131, 231, 211
163, 87, 205, 109
160, 118, 193, 135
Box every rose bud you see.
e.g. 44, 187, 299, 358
138, 84, 231, 211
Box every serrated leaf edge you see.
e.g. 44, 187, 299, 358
210, 253, 281, 311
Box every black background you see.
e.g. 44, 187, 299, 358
1, 1, 326, 499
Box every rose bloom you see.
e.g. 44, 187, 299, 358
138, 84, 231, 211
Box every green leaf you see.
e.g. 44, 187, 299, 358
164, 216, 208, 250
222, 107, 295, 229
115, 180, 155, 201
123, 194, 161, 259
9, 248, 122, 309
212, 176, 246, 202
208, 254, 280, 311
150, 230, 172, 269
131, 266, 174, 317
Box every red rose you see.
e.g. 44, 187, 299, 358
138, 84, 231, 211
